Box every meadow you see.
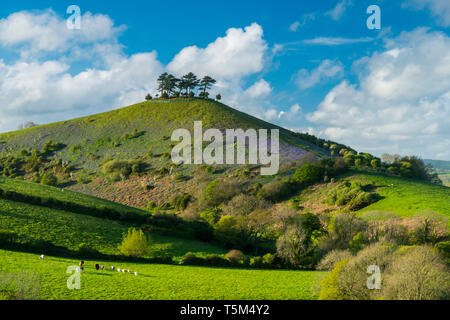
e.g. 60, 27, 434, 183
0, 249, 323, 300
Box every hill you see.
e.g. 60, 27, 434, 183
0, 176, 226, 260
0, 99, 334, 208
290, 171, 449, 221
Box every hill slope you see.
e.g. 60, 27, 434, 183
0, 99, 332, 208
0, 177, 226, 259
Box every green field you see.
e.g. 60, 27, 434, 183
0, 249, 323, 300
352, 172, 450, 219
0, 178, 226, 259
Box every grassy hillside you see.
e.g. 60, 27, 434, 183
0, 99, 328, 165
0, 99, 332, 208
0, 249, 323, 300
0, 177, 226, 259
293, 171, 450, 220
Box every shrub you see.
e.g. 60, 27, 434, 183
226, 249, 245, 264
257, 179, 295, 202
200, 208, 221, 225
40, 172, 57, 186
382, 246, 449, 300
172, 193, 191, 210
222, 194, 269, 217
276, 221, 310, 266
319, 243, 395, 300
102, 159, 143, 178
316, 249, 353, 271
318, 259, 349, 300
118, 228, 150, 258
320, 212, 368, 251
78, 243, 100, 257
292, 164, 324, 187
201, 179, 241, 208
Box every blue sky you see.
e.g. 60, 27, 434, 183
0, 0, 449, 159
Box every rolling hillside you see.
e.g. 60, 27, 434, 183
0, 177, 226, 259
0, 99, 332, 208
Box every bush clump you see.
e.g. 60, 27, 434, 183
118, 228, 150, 258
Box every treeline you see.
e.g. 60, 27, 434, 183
145, 72, 221, 100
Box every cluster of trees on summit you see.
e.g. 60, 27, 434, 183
145, 72, 221, 101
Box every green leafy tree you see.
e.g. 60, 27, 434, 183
118, 228, 150, 258
181, 72, 199, 94
199, 76, 216, 97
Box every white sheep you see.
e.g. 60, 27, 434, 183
117, 268, 121, 272
134, 272, 138, 276
39, 254, 45, 259
111, 266, 115, 271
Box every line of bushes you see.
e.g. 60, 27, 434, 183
0, 187, 148, 223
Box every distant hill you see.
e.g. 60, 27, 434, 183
424, 159, 450, 170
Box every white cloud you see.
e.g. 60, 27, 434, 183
303, 37, 374, 46
167, 23, 267, 79
289, 13, 315, 32
0, 9, 125, 58
0, 53, 163, 131
244, 79, 272, 98
403, 0, 450, 27
296, 60, 344, 89
307, 28, 450, 159
0, 10, 279, 133
325, 0, 354, 20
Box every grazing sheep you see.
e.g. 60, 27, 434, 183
111, 266, 115, 271
127, 269, 130, 273
39, 254, 45, 259
95, 264, 100, 270
134, 272, 138, 276
122, 269, 125, 273
101, 265, 105, 270
117, 268, 121, 272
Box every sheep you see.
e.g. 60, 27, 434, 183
95, 264, 100, 270
39, 254, 45, 259
134, 272, 138, 276
101, 265, 105, 270
127, 269, 130, 273
122, 269, 125, 273
117, 268, 121, 272
111, 266, 115, 271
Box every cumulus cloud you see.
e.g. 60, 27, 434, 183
0, 10, 277, 132
325, 0, 354, 20
296, 60, 344, 90
244, 79, 272, 98
403, 0, 450, 27
0, 9, 125, 58
307, 28, 450, 159
167, 23, 267, 79
0, 53, 163, 131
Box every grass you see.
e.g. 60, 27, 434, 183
352, 172, 450, 219
0, 197, 225, 259
0, 249, 323, 300
292, 171, 450, 222
0, 176, 145, 215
